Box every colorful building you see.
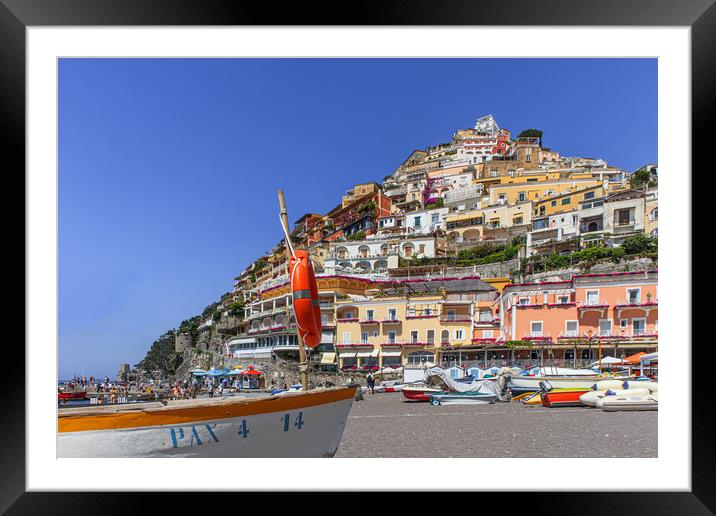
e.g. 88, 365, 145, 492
495, 270, 658, 365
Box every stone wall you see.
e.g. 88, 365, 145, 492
524, 256, 657, 283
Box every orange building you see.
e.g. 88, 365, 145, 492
492, 270, 658, 366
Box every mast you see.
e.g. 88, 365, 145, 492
277, 190, 309, 391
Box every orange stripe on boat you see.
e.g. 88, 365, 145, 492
58, 387, 355, 433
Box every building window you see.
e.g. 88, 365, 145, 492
441, 330, 450, 344
342, 332, 351, 344
366, 309, 374, 321
361, 332, 369, 344
627, 288, 641, 304
518, 192, 526, 202
586, 290, 599, 305
599, 319, 612, 337
616, 208, 632, 226
632, 318, 646, 336
483, 330, 493, 338
558, 296, 569, 304
455, 329, 464, 340
426, 330, 435, 345
530, 321, 543, 337
410, 330, 419, 344
650, 208, 658, 221
584, 191, 595, 200
565, 320, 578, 337
387, 331, 396, 344
551, 201, 557, 207
446, 309, 456, 321
561, 197, 571, 205
388, 308, 397, 320
431, 213, 440, 225
518, 298, 529, 305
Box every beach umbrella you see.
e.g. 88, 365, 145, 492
240, 365, 262, 376
587, 356, 625, 368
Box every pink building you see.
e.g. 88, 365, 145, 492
496, 270, 658, 364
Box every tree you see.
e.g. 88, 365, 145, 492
517, 129, 543, 145
629, 167, 657, 189
226, 301, 245, 319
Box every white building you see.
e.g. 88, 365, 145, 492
323, 236, 437, 274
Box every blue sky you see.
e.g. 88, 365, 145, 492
58, 58, 657, 379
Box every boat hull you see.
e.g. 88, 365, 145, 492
508, 375, 634, 394
541, 389, 590, 407
58, 391, 87, 400
401, 386, 441, 402
57, 386, 356, 458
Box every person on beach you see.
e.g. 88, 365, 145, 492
366, 373, 374, 395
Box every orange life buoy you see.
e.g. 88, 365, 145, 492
289, 250, 322, 348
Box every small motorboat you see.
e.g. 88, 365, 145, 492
401, 384, 442, 402
429, 391, 497, 406
598, 391, 658, 411
383, 384, 405, 392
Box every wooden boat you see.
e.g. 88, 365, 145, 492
401, 384, 442, 402
541, 389, 591, 407
58, 391, 87, 400
57, 386, 356, 458
429, 391, 497, 406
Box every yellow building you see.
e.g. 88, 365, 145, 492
488, 178, 603, 207
445, 201, 533, 241
334, 278, 498, 370
532, 184, 604, 217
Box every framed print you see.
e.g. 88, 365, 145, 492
2, 0, 710, 512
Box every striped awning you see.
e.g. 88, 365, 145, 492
338, 351, 357, 358
380, 350, 402, 357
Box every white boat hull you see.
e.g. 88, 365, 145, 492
598, 395, 658, 412
57, 387, 356, 458
509, 375, 633, 393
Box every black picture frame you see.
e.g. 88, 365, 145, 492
2, 0, 707, 512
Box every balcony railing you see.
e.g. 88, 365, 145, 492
578, 301, 609, 309
440, 316, 472, 322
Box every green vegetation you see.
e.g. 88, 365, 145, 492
226, 301, 245, 319
178, 315, 202, 342
135, 330, 184, 375
201, 301, 221, 318
425, 198, 444, 209
359, 201, 376, 213
346, 230, 366, 241
454, 237, 524, 266
629, 166, 657, 189
382, 183, 400, 191
523, 235, 658, 273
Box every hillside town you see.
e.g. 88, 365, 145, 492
134, 114, 658, 382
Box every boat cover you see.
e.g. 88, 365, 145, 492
424, 367, 499, 394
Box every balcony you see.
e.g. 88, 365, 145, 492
359, 319, 380, 325
405, 314, 438, 320
337, 318, 359, 323
439, 316, 472, 323
613, 299, 658, 317
577, 301, 609, 315
381, 319, 402, 324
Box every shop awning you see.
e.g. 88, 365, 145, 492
320, 352, 336, 364
380, 350, 402, 357
446, 211, 480, 223
356, 350, 379, 358
338, 351, 357, 358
